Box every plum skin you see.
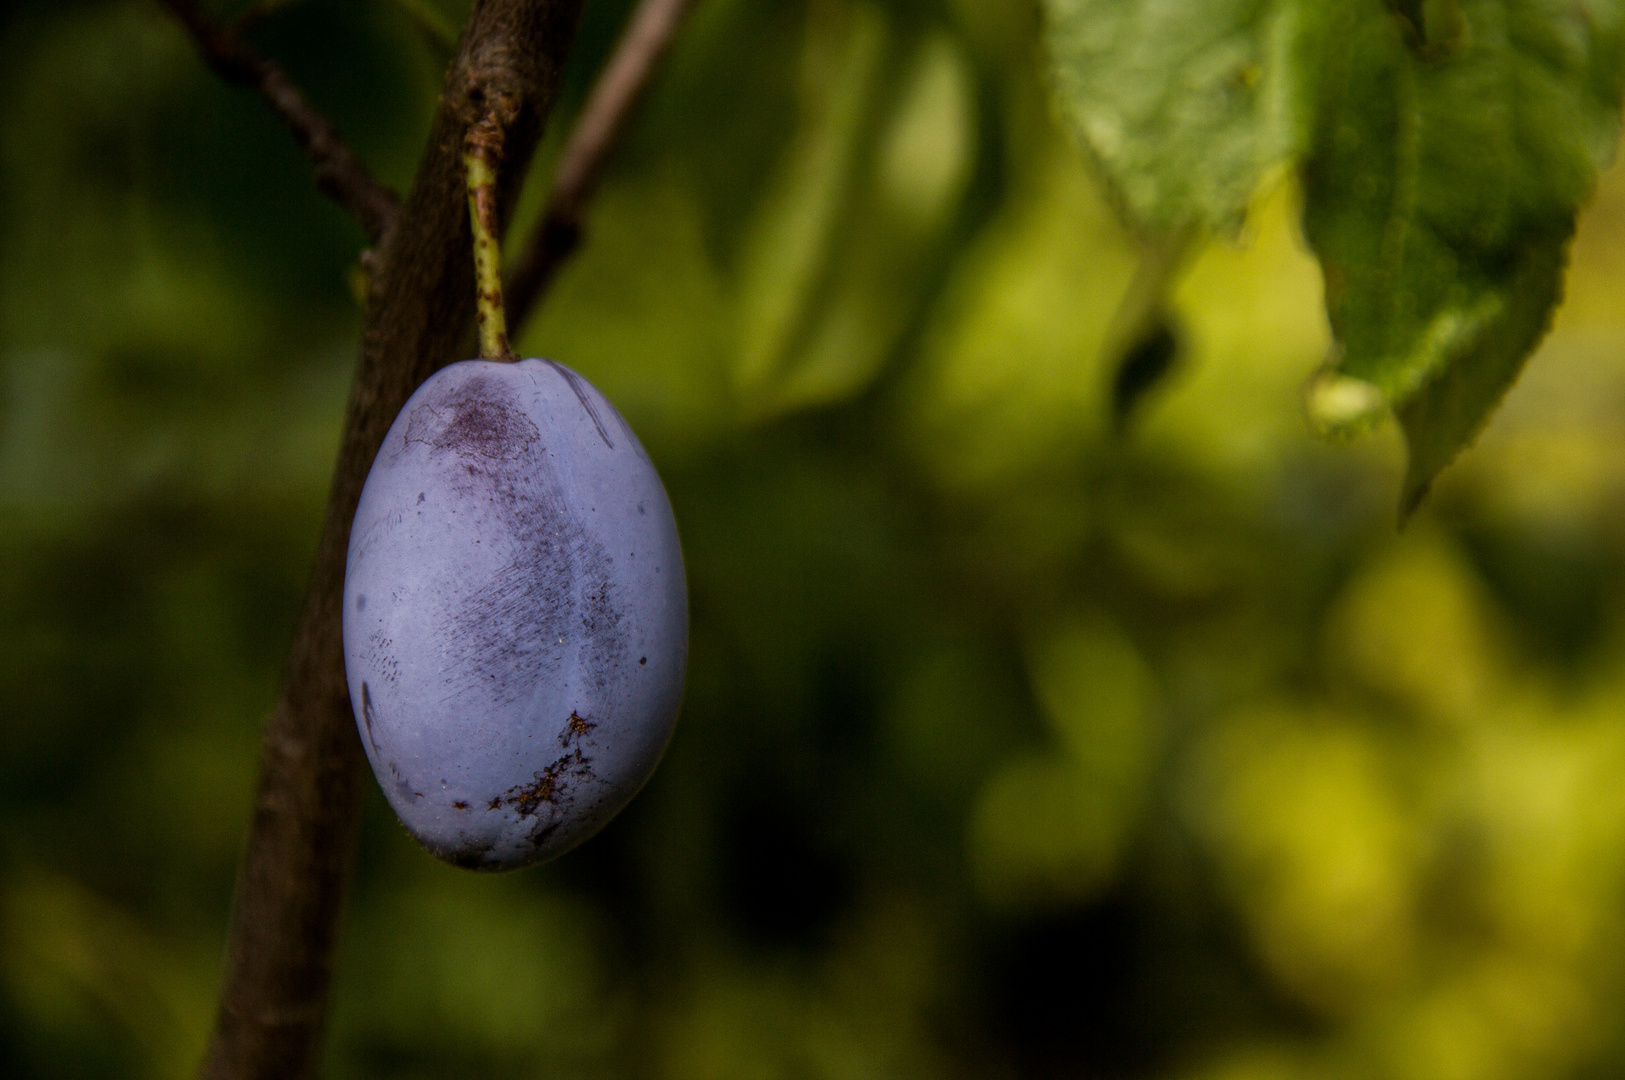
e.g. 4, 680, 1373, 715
342, 358, 687, 870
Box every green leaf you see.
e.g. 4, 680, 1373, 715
1393, 238, 1568, 515
1301, 0, 1625, 512
1046, 0, 1625, 512
1042, 0, 1304, 234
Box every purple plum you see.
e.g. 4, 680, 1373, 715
342, 358, 687, 870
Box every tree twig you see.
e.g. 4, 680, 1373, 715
506, 0, 700, 334
160, 0, 402, 246
198, 2, 584, 1078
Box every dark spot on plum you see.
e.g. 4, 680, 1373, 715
640, 657, 647, 665
388, 760, 424, 800
417, 492, 425, 504
487, 796, 503, 811
529, 820, 563, 847
404, 376, 540, 461
355, 594, 367, 612
452, 800, 469, 810
360, 683, 381, 755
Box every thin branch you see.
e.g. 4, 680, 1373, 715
161, 0, 402, 246
507, 0, 700, 333
198, 2, 584, 1078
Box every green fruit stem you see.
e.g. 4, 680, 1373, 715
465, 115, 513, 361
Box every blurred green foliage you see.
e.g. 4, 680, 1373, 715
1044, 0, 1625, 511
7, 1, 1625, 1078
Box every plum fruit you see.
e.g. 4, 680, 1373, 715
342, 358, 687, 870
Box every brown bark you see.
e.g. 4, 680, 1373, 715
197, 2, 585, 1077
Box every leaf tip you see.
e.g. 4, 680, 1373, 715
1397, 471, 1433, 527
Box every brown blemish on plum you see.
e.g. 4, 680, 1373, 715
507, 768, 559, 815
498, 748, 596, 818
452, 800, 469, 810
561, 710, 595, 746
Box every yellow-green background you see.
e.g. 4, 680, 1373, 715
6, 1, 1625, 1077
